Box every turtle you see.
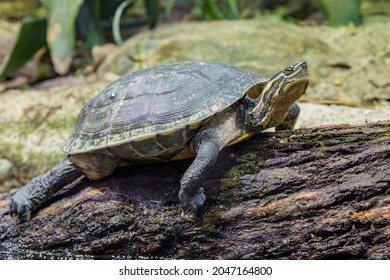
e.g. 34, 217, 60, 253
10, 60, 309, 221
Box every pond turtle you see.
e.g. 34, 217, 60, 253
11, 60, 309, 221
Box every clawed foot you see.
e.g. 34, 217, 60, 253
179, 187, 206, 217
10, 187, 35, 221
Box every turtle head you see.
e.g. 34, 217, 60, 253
245, 60, 309, 130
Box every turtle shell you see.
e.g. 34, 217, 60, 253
62, 61, 265, 155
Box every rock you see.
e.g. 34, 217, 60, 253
92, 43, 117, 66
296, 104, 390, 128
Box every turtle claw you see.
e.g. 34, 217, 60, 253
180, 209, 192, 219
10, 187, 35, 222
179, 187, 206, 216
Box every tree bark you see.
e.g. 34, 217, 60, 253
0, 121, 389, 260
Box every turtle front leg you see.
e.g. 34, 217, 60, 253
179, 140, 220, 214
10, 158, 84, 221
275, 103, 301, 131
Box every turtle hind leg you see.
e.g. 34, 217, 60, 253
10, 158, 84, 221
11, 153, 119, 221
275, 103, 301, 131
179, 140, 220, 214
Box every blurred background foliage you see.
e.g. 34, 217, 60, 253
0, 0, 389, 80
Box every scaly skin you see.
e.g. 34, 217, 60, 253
179, 140, 220, 213
10, 159, 84, 221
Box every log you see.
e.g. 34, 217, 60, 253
0, 121, 389, 260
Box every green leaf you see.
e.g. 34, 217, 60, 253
77, 0, 105, 51
226, 0, 239, 19
40, 0, 84, 75
163, 0, 176, 20
314, 0, 361, 26
203, 0, 225, 20
144, 0, 160, 28
0, 18, 47, 78
113, 0, 135, 46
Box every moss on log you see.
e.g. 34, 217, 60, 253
0, 121, 389, 259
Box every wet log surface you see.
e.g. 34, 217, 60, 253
0, 121, 389, 259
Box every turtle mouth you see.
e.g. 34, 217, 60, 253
293, 60, 308, 75
283, 61, 309, 84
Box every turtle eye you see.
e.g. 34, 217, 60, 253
284, 66, 294, 75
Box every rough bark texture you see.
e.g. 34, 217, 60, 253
0, 121, 389, 260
